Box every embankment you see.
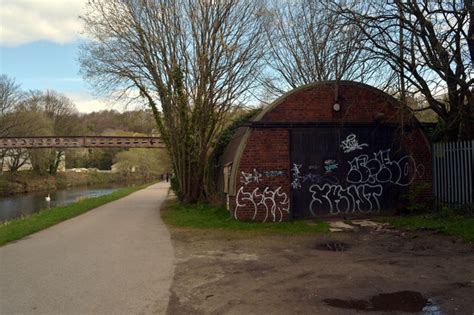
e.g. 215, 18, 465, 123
0, 171, 152, 197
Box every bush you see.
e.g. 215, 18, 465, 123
400, 181, 433, 214
206, 108, 261, 198
170, 176, 183, 201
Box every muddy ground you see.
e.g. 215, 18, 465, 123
166, 223, 474, 314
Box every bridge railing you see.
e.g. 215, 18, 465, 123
0, 136, 165, 149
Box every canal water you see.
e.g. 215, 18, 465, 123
0, 185, 127, 222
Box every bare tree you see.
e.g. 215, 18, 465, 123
335, 0, 473, 140
261, 0, 383, 98
3, 149, 30, 172
21, 90, 78, 135
18, 90, 78, 174
0, 75, 22, 169
80, 0, 268, 202
0, 75, 21, 138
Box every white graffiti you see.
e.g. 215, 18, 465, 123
340, 134, 368, 153
240, 169, 262, 185
347, 149, 424, 186
235, 186, 290, 222
291, 163, 303, 189
309, 183, 383, 216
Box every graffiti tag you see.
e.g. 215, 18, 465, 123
240, 169, 262, 185
309, 183, 383, 216
302, 173, 339, 185
291, 163, 303, 189
347, 149, 424, 186
340, 134, 368, 153
324, 159, 338, 173
235, 186, 290, 222
263, 170, 285, 177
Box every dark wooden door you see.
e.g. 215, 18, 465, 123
290, 126, 408, 219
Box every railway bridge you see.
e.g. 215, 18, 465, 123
0, 136, 165, 149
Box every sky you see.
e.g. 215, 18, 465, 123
0, 0, 124, 113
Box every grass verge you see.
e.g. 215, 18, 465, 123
0, 183, 153, 246
380, 214, 474, 242
161, 199, 329, 234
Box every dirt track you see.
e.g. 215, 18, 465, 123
166, 224, 474, 314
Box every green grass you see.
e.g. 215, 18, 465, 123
0, 183, 153, 246
380, 214, 474, 242
161, 200, 329, 234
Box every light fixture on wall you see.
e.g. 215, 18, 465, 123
333, 81, 341, 112
373, 112, 386, 122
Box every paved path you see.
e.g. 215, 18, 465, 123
0, 182, 174, 314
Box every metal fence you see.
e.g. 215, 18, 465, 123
433, 140, 474, 208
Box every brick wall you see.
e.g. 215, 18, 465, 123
260, 83, 400, 123
229, 82, 432, 221
230, 129, 291, 222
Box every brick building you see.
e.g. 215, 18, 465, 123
218, 81, 432, 222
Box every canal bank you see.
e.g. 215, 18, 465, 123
0, 171, 154, 197
0, 182, 157, 245
0, 183, 142, 222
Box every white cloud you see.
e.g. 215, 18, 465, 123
64, 91, 128, 114
0, 0, 87, 47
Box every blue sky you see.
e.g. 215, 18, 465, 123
0, 0, 120, 113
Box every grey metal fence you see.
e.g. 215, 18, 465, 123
433, 140, 474, 208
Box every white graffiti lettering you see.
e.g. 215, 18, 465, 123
309, 183, 383, 216
340, 134, 368, 153
240, 169, 262, 185
235, 186, 290, 222
291, 163, 303, 189
347, 149, 424, 186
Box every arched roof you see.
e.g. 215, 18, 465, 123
252, 80, 402, 122
225, 81, 420, 195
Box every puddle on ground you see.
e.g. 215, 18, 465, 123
324, 291, 442, 314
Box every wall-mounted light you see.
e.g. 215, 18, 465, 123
373, 112, 386, 122
333, 102, 341, 112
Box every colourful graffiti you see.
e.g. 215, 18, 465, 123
324, 159, 338, 173
263, 170, 285, 177
302, 173, 339, 185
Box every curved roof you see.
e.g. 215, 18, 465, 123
252, 80, 401, 122
225, 81, 422, 196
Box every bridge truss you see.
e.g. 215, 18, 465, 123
0, 136, 165, 149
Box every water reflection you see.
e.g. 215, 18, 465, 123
0, 185, 126, 222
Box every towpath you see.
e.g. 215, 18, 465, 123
0, 182, 174, 314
